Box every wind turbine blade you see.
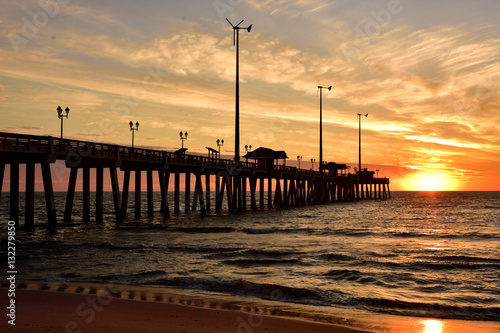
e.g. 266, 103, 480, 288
236, 19, 244, 27
226, 18, 234, 27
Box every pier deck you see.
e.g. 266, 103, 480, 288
0, 132, 390, 229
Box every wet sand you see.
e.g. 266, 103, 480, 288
3, 289, 371, 333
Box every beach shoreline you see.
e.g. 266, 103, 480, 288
2, 282, 500, 333
2, 286, 371, 333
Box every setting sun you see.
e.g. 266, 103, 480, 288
403, 173, 460, 191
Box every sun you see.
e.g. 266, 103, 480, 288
403, 173, 459, 191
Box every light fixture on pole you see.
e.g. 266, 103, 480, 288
129, 121, 139, 147
226, 18, 252, 163
216, 138, 224, 157
376, 169, 380, 178
297, 155, 303, 168
318, 85, 332, 172
244, 144, 252, 163
57, 106, 70, 139
357, 113, 368, 173
179, 131, 188, 149
311, 158, 316, 170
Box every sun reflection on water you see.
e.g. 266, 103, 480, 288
421, 319, 444, 333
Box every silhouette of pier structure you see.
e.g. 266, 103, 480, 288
0, 132, 390, 229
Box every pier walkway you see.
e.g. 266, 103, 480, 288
0, 132, 390, 229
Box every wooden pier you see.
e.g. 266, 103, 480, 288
0, 132, 390, 229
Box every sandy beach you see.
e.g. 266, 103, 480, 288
3, 287, 372, 333
3, 284, 500, 333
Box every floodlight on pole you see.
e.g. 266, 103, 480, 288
318, 85, 332, 172
226, 18, 252, 163
357, 113, 368, 173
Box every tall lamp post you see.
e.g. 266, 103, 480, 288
297, 155, 303, 168
57, 106, 70, 139
311, 158, 316, 170
357, 113, 368, 173
216, 139, 224, 157
226, 18, 252, 163
179, 131, 188, 149
129, 121, 139, 147
318, 85, 332, 172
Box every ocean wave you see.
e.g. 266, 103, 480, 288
223, 259, 302, 267
244, 228, 276, 234
319, 253, 356, 261
351, 296, 500, 321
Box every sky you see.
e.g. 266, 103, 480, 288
1, 0, 499, 191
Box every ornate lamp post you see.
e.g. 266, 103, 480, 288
179, 131, 188, 149
129, 121, 139, 147
244, 144, 252, 163
297, 156, 303, 168
311, 158, 316, 170
216, 139, 224, 157
57, 106, 70, 139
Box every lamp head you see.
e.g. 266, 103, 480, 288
135, 121, 139, 129
65, 107, 70, 115
217, 139, 220, 145
221, 139, 224, 145
179, 131, 183, 138
57, 106, 63, 116
129, 121, 133, 129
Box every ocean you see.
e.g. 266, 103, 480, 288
1, 191, 499, 329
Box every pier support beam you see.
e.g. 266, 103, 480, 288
64, 167, 78, 223
25, 163, 35, 229
267, 178, 272, 209
250, 177, 257, 210
110, 167, 122, 223
9, 163, 19, 224
135, 170, 141, 218
205, 174, 211, 212
83, 167, 90, 221
147, 170, 154, 218
174, 172, 180, 214
96, 167, 104, 223
215, 174, 221, 212
185, 172, 191, 213
259, 177, 264, 209
121, 170, 130, 218
41, 162, 57, 229
159, 171, 169, 218
0, 163, 4, 202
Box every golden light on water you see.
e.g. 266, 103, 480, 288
421, 320, 444, 333
402, 173, 460, 191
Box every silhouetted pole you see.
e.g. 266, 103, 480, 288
318, 86, 331, 171
129, 121, 139, 148
227, 19, 252, 163
357, 113, 368, 172
57, 106, 70, 139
